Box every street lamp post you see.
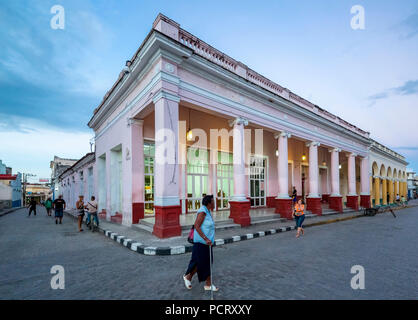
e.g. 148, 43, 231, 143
22, 173, 36, 206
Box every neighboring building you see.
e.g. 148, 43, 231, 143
407, 168, 417, 199
58, 152, 96, 210
369, 140, 408, 205
0, 160, 6, 174
0, 163, 22, 209
25, 183, 52, 204
50, 156, 78, 200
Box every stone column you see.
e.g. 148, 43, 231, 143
359, 156, 370, 208
382, 177, 387, 205
329, 148, 343, 212
228, 117, 251, 226
152, 91, 181, 238
346, 153, 359, 210
274, 132, 292, 219
306, 141, 322, 215
129, 119, 145, 224
388, 178, 394, 204
374, 176, 380, 206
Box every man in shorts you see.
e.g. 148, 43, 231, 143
53, 195, 66, 224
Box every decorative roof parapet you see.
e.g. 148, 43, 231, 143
152, 14, 370, 139
89, 13, 372, 140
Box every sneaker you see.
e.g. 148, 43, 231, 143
55, 220, 58, 224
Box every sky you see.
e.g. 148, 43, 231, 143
0, 0, 417, 183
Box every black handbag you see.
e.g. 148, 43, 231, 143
187, 225, 195, 244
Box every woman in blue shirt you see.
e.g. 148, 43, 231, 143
183, 195, 218, 291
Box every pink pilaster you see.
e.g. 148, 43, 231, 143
346, 153, 358, 211
360, 156, 371, 208
130, 119, 145, 223
152, 91, 181, 238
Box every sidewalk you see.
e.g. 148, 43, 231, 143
64, 201, 418, 256
0, 206, 23, 217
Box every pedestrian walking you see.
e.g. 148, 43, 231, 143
396, 193, 400, 205
85, 196, 99, 229
76, 196, 85, 232
53, 195, 66, 224
44, 198, 53, 216
27, 198, 37, 217
293, 199, 305, 238
183, 195, 218, 292
292, 186, 297, 207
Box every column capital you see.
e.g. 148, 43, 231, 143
306, 141, 320, 147
346, 152, 357, 158
127, 118, 144, 127
228, 117, 248, 127
274, 131, 291, 139
152, 90, 180, 104
329, 147, 341, 153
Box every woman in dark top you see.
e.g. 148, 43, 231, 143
183, 195, 218, 292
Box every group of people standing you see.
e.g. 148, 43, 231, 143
27, 195, 98, 230
75, 195, 99, 232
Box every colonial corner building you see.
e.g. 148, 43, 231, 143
58, 14, 408, 238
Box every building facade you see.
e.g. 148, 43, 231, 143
50, 156, 78, 200
83, 14, 408, 238
0, 160, 22, 209
58, 153, 96, 210
407, 168, 417, 199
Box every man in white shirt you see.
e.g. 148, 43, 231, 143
85, 196, 99, 228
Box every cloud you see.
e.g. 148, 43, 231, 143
0, 124, 93, 180
394, 80, 418, 95
399, 12, 418, 39
0, 1, 120, 131
368, 79, 418, 106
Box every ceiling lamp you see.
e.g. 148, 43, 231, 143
187, 108, 193, 141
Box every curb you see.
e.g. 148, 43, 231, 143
0, 206, 23, 217
65, 205, 415, 256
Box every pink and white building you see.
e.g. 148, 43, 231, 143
85, 14, 407, 238
59, 153, 96, 210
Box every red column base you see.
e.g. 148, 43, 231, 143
360, 195, 371, 209
307, 197, 322, 215
229, 201, 251, 227
99, 209, 106, 220
110, 213, 122, 224
321, 194, 330, 203
346, 195, 359, 211
266, 196, 276, 208
153, 205, 182, 238
329, 196, 343, 213
132, 202, 144, 224
275, 198, 293, 219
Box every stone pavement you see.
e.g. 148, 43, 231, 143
1, 204, 417, 299
64, 199, 418, 255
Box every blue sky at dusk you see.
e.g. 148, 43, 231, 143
0, 0, 417, 181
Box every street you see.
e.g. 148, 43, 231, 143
0, 205, 417, 299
